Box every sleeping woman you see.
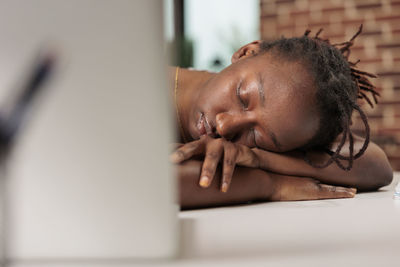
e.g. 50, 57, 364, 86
168, 27, 393, 209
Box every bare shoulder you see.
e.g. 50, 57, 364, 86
331, 133, 386, 159
331, 133, 393, 188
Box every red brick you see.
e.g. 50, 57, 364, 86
260, 0, 400, 170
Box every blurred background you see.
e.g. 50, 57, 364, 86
167, 0, 400, 171
165, 0, 260, 70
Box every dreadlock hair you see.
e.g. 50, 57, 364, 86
259, 25, 379, 171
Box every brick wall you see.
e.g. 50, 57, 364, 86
260, 0, 400, 170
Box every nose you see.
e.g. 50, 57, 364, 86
215, 112, 253, 141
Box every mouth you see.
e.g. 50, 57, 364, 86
197, 112, 216, 138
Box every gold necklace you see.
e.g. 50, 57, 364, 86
175, 67, 187, 143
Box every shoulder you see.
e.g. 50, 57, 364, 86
331, 133, 393, 188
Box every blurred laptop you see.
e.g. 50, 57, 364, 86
0, 0, 178, 263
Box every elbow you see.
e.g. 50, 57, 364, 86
371, 145, 393, 190
368, 166, 393, 191
374, 160, 393, 189
356, 144, 394, 191
365, 168, 393, 192
356, 166, 393, 192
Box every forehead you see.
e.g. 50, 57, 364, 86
254, 53, 319, 150
256, 53, 313, 91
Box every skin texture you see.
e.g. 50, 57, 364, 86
252, 135, 393, 191
179, 160, 357, 210
174, 42, 319, 152
169, 41, 393, 209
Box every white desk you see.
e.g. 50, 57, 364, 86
10, 173, 400, 267
175, 172, 400, 266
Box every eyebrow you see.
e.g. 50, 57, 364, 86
269, 130, 283, 151
257, 72, 265, 106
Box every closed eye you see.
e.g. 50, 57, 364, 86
236, 84, 248, 110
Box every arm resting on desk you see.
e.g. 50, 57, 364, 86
253, 136, 393, 191
178, 160, 356, 210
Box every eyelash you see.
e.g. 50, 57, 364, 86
236, 85, 248, 110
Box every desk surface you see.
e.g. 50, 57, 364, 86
176, 172, 400, 267
10, 173, 400, 267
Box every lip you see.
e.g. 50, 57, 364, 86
197, 112, 216, 138
197, 113, 207, 137
203, 115, 213, 135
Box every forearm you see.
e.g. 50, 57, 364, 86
178, 160, 274, 209
177, 159, 357, 209
253, 140, 393, 191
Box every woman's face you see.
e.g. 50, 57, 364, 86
186, 51, 319, 152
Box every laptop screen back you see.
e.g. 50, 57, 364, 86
0, 0, 178, 261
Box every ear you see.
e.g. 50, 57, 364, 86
231, 40, 263, 64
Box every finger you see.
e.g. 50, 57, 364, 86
170, 143, 184, 152
272, 177, 357, 201
199, 140, 223, 188
169, 140, 203, 163
221, 141, 238, 193
317, 184, 357, 199
236, 145, 260, 168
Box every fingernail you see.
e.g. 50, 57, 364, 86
169, 153, 181, 163
348, 189, 356, 197
350, 188, 357, 194
199, 176, 209, 188
221, 182, 228, 193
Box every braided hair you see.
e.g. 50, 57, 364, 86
260, 25, 379, 171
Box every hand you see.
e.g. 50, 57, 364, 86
170, 135, 260, 192
270, 176, 357, 201
170, 143, 184, 152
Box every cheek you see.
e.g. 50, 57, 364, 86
233, 133, 255, 148
279, 122, 318, 150
199, 83, 235, 112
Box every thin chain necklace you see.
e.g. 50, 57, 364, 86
174, 67, 188, 143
